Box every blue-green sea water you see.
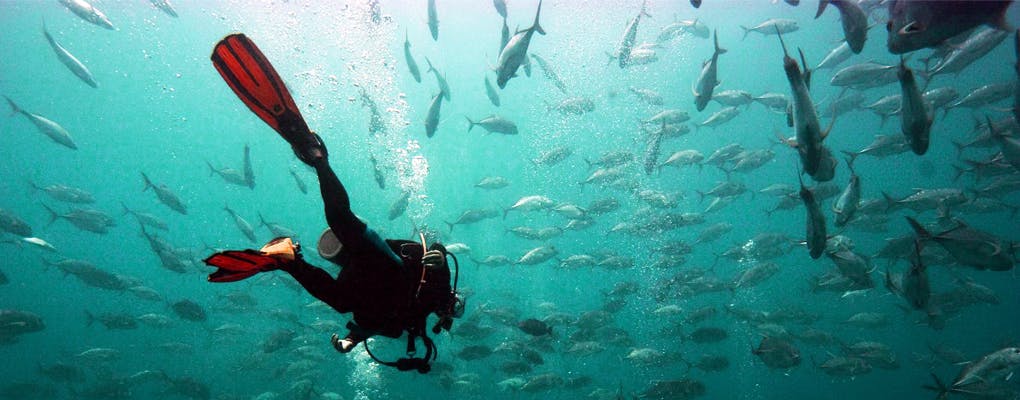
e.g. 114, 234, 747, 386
2, 1, 1020, 399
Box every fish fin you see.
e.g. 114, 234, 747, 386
531, 0, 545, 35
814, 0, 830, 19
904, 216, 932, 241
464, 116, 476, 132
41, 204, 59, 226
4, 95, 21, 116
140, 172, 153, 192
739, 25, 750, 41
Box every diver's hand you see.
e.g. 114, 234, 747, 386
422, 250, 445, 268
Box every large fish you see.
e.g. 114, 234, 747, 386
141, 172, 187, 215
906, 217, 1014, 271
693, 30, 726, 111
927, 28, 1008, 77
484, 76, 500, 107
831, 156, 860, 227
886, 0, 1012, 54
927, 348, 1020, 398
424, 92, 444, 138
424, 57, 451, 101
815, 42, 853, 70
43, 25, 97, 88
816, 0, 868, 53
774, 31, 832, 181
427, 0, 439, 41
5, 96, 77, 150
897, 57, 932, 155
798, 170, 827, 260
403, 31, 421, 83
615, 0, 651, 68
59, 0, 114, 30
495, 0, 545, 89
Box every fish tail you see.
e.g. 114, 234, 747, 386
464, 116, 476, 132
258, 213, 268, 228
814, 0, 830, 18
950, 164, 966, 182
120, 201, 132, 216
41, 203, 59, 226
904, 216, 932, 242
531, 0, 545, 35
85, 310, 95, 328
739, 26, 750, 41
922, 372, 950, 400
140, 172, 153, 192
4, 95, 21, 116
206, 161, 216, 177
880, 191, 897, 211
424, 56, 435, 73
446, 221, 455, 233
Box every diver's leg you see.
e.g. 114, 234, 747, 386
310, 156, 399, 263
278, 259, 345, 312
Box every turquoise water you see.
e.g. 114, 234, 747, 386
2, 0, 1020, 399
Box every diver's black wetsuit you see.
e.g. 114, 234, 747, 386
278, 156, 450, 340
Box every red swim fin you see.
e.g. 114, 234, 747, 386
204, 250, 277, 283
210, 33, 311, 143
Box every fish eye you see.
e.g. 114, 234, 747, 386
885, 21, 892, 32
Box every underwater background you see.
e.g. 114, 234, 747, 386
2, 0, 1020, 399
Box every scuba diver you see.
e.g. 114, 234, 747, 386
203, 34, 463, 374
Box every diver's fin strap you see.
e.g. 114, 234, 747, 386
211, 33, 310, 136
204, 250, 278, 282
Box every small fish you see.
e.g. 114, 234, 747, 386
693, 30, 727, 111
484, 76, 500, 107
614, 0, 652, 68
424, 57, 451, 101
466, 115, 518, 135
149, 0, 178, 18
798, 169, 827, 260
5, 96, 77, 150
171, 299, 207, 322
815, 0, 868, 53
223, 205, 256, 243
242, 145, 254, 189
424, 92, 444, 138
530, 53, 569, 94
141, 172, 187, 215
427, 0, 439, 40
517, 318, 553, 336
403, 31, 421, 83
121, 203, 168, 231
289, 168, 307, 194
43, 24, 97, 88
832, 156, 861, 227
740, 18, 798, 40
897, 57, 932, 155
388, 191, 410, 221
59, 0, 114, 30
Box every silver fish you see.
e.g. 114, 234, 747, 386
5, 96, 77, 150
484, 76, 500, 107
29, 181, 93, 204
427, 0, 439, 40
424, 57, 450, 101
643, 125, 665, 175
928, 28, 1008, 77
898, 58, 932, 155
907, 217, 1014, 271
615, 0, 651, 68
466, 115, 518, 135
403, 31, 421, 83
816, 0, 868, 53
740, 18, 798, 40
150, 0, 178, 18
388, 191, 410, 221
698, 106, 739, 129
693, 30, 726, 111
141, 172, 186, 214
59, 0, 114, 30
424, 92, 443, 138
775, 30, 833, 181
43, 25, 97, 88
495, 0, 545, 89
815, 41, 852, 70
530, 53, 569, 94
798, 170, 827, 260
832, 156, 861, 227
224, 205, 256, 243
